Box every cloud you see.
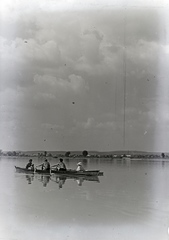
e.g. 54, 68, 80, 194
96, 121, 116, 129
33, 73, 88, 94
0, 88, 24, 107
73, 118, 94, 130
0, 10, 163, 92
0, 37, 62, 68
73, 118, 117, 131
1, 7, 169, 151
41, 123, 64, 131
81, 29, 104, 64
83, 118, 95, 129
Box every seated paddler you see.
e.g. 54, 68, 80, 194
36, 159, 50, 171
26, 159, 34, 170
76, 162, 85, 171
52, 158, 67, 171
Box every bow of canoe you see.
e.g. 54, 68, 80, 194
15, 166, 34, 173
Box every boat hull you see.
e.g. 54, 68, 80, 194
51, 169, 101, 176
15, 166, 103, 176
15, 166, 34, 173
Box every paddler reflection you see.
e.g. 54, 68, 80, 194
25, 174, 34, 184
40, 175, 50, 187
76, 178, 84, 186
55, 176, 66, 189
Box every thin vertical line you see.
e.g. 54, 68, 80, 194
123, 8, 127, 149
114, 78, 117, 122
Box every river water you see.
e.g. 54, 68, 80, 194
0, 157, 169, 240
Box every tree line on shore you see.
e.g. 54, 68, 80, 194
0, 150, 168, 159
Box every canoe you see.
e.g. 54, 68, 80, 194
15, 166, 35, 173
15, 166, 103, 176
51, 169, 101, 176
15, 166, 51, 175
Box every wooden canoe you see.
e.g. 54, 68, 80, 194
15, 166, 103, 176
15, 166, 35, 173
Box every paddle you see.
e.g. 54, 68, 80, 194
50, 164, 59, 169
34, 164, 40, 173
34, 163, 53, 176
35, 163, 43, 169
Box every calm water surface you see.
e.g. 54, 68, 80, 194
0, 157, 169, 240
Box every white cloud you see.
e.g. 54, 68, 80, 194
33, 74, 87, 94
41, 123, 64, 131
96, 121, 116, 129
83, 118, 95, 129
73, 118, 117, 131
0, 88, 24, 106
164, 44, 169, 54
81, 30, 103, 64
73, 118, 95, 130
0, 37, 62, 67
69, 74, 88, 91
34, 92, 56, 103
1, 6, 169, 151
127, 40, 162, 63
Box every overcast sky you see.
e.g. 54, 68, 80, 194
0, 0, 169, 151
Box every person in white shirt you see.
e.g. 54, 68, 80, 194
76, 162, 85, 171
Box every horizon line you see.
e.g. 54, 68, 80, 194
1, 149, 168, 153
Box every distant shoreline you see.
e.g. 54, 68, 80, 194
1, 151, 168, 160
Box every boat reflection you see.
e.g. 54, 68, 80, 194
40, 175, 50, 187
76, 178, 84, 186
50, 174, 100, 189
23, 173, 100, 188
51, 176, 66, 189
25, 174, 34, 184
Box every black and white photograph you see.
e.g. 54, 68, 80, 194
0, 0, 169, 239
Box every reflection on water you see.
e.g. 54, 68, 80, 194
39, 175, 51, 187
25, 174, 34, 184
24, 172, 100, 188
0, 157, 169, 240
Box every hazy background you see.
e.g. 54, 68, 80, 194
0, 0, 169, 152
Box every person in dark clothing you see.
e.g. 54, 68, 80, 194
53, 158, 67, 171
26, 159, 34, 170
36, 159, 50, 171
41, 159, 50, 170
